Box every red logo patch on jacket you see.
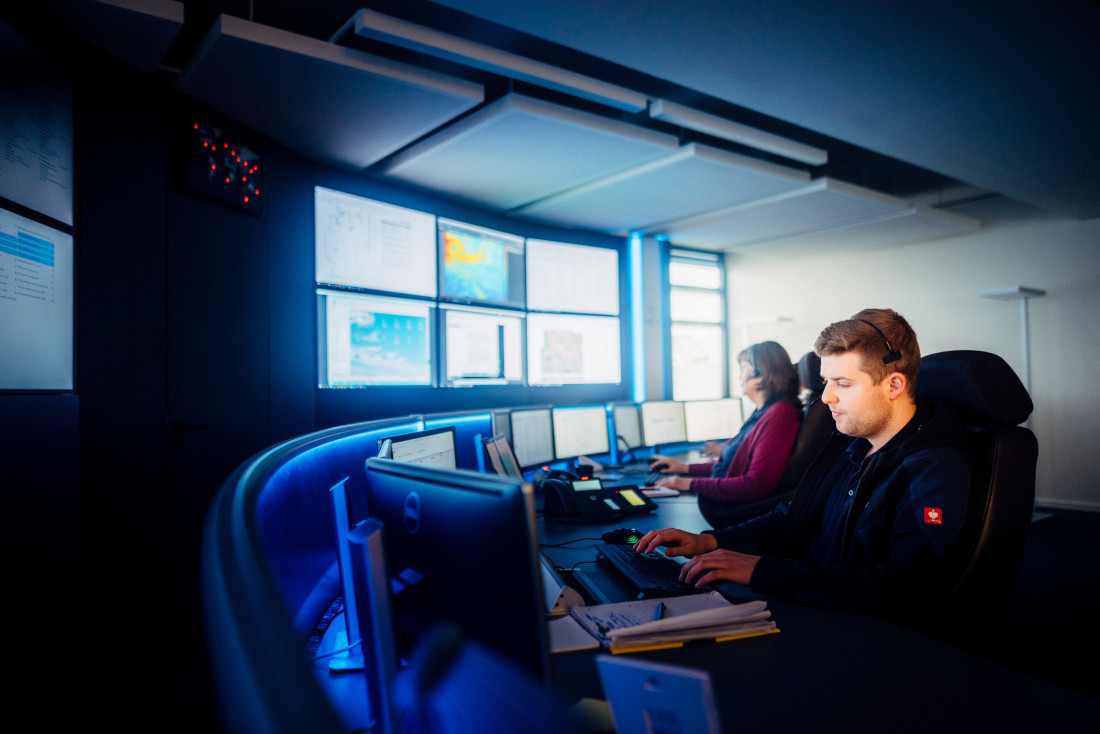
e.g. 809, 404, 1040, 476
924, 507, 943, 525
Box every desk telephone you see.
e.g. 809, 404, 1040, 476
539, 469, 658, 523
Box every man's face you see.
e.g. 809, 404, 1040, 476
819, 352, 894, 441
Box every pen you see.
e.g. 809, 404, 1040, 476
654, 602, 665, 621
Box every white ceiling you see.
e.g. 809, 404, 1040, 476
26, 0, 1100, 254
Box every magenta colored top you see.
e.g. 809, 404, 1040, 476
687, 400, 801, 502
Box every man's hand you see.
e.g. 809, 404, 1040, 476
634, 527, 718, 557
680, 549, 761, 587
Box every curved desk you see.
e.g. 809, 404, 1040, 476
540, 505, 1100, 733
203, 416, 1100, 733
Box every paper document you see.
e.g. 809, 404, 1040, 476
570, 590, 778, 652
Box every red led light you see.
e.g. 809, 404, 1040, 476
243, 195, 250, 203
210, 163, 216, 170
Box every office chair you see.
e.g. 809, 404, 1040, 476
914, 350, 1037, 637
797, 351, 824, 405
698, 397, 834, 528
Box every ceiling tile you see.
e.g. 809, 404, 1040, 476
377, 93, 679, 211
178, 15, 484, 170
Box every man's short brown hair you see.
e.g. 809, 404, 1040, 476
814, 308, 920, 395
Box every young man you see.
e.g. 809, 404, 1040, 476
634, 308, 974, 623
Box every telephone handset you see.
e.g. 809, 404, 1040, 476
540, 471, 659, 523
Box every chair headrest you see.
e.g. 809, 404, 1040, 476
916, 350, 1033, 426
797, 351, 824, 395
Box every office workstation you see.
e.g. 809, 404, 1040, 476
3, 1, 1099, 732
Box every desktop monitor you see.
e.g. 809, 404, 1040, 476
551, 405, 611, 461
639, 400, 688, 447
377, 426, 458, 470
611, 402, 643, 452
509, 407, 556, 469
421, 412, 493, 470
483, 434, 524, 480
683, 399, 744, 442
491, 409, 512, 445
363, 457, 549, 681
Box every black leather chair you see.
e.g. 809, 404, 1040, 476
915, 349, 1037, 636
699, 396, 835, 527
797, 350, 824, 405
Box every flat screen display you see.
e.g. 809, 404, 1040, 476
639, 401, 688, 447
526, 313, 622, 385
317, 289, 434, 387
0, 204, 74, 391
363, 458, 548, 681
437, 218, 525, 309
611, 403, 643, 451
379, 425, 458, 470
683, 398, 744, 442
439, 304, 524, 386
314, 186, 437, 296
525, 239, 619, 315
509, 407, 555, 469
551, 405, 610, 460
484, 434, 524, 479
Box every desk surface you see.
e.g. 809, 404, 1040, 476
540, 493, 1100, 732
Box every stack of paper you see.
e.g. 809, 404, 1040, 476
566, 590, 777, 653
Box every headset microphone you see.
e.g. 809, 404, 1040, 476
858, 319, 902, 364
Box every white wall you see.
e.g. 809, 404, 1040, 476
725, 213, 1100, 510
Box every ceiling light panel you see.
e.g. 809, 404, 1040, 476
351, 9, 647, 112
649, 99, 828, 166
725, 205, 981, 256
514, 142, 810, 232
657, 178, 912, 249
377, 94, 679, 211
178, 15, 484, 170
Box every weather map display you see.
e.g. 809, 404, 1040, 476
318, 289, 434, 387
437, 218, 525, 309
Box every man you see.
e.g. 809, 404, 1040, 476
635, 308, 974, 623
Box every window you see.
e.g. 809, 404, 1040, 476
666, 247, 726, 400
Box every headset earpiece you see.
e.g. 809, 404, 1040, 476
858, 319, 902, 364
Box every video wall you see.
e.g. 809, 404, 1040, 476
315, 186, 623, 389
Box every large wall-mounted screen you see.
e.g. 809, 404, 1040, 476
314, 187, 437, 297
439, 304, 524, 386
0, 204, 74, 391
437, 218, 525, 310
526, 313, 621, 385
525, 239, 619, 315
317, 289, 434, 387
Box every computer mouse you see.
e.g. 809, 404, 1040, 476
602, 527, 644, 545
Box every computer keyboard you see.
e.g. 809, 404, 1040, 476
595, 542, 701, 598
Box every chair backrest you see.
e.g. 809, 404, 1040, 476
797, 351, 824, 404
915, 350, 1037, 631
700, 397, 834, 527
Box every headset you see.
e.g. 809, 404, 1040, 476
858, 319, 902, 365
746, 343, 761, 379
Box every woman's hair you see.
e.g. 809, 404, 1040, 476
739, 341, 800, 404
814, 308, 920, 396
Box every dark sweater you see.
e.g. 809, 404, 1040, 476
708, 397, 975, 622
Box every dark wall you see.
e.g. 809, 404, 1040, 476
2, 11, 633, 728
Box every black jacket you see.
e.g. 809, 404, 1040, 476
708, 397, 975, 623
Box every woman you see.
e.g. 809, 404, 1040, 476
651, 341, 802, 525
